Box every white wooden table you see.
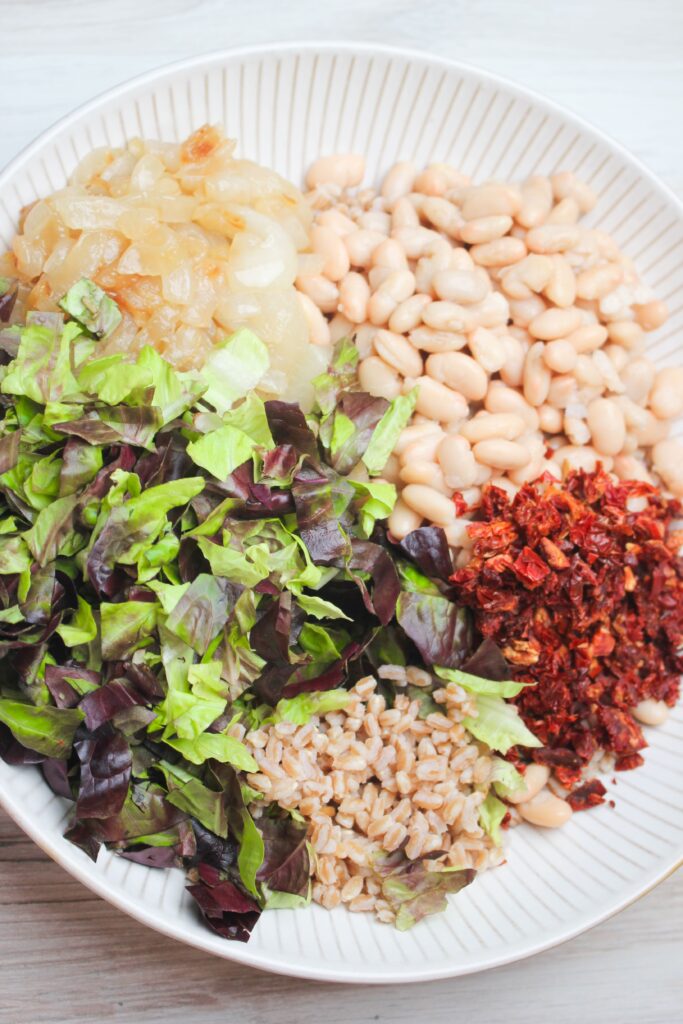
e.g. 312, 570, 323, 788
0, 2, 682, 1021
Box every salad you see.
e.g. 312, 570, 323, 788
0, 126, 680, 941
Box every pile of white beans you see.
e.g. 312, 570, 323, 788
296, 154, 683, 552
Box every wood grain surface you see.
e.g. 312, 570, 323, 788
0, 2, 682, 1021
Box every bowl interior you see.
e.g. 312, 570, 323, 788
0, 43, 682, 983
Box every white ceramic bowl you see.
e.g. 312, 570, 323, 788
0, 42, 682, 984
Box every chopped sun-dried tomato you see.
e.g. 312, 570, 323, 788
567, 779, 607, 811
451, 470, 683, 791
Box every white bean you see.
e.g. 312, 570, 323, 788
381, 161, 417, 204
544, 255, 576, 308
401, 483, 456, 525
466, 291, 510, 329
415, 163, 469, 196
432, 269, 488, 305
352, 323, 377, 358
358, 356, 401, 400
389, 294, 432, 334
508, 294, 547, 329
459, 214, 513, 244
621, 357, 656, 405
387, 498, 423, 539
310, 225, 351, 282
473, 439, 531, 471
529, 306, 582, 341
426, 351, 488, 401
467, 327, 506, 373
422, 301, 469, 333
391, 226, 441, 258
576, 262, 623, 300
613, 454, 654, 484
605, 344, 629, 373
547, 374, 577, 409
551, 171, 597, 213
608, 320, 644, 350
296, 274, 339, 314
393, 422, 442, 456
499, 333, 527, 388
526, 223, 581, 253
306, 153, 365, 190
413, 376, 469, 423
523, 342, 551, 407
543, 338, 577, 374
649, 367, 683, 419
399, 461, 448, 491
518, 789, 572, 828
574, 354, 603, 389
400, 430, 446, 465
371, 238, 408, 271
652, 438, 683, 495
546, 197, 580, 224
409, 326, 467, 353
328, 312, 354, 344
485, 382, 540, 430
554, 445, 603, 473
297, 292, 332, 347
632, 699, 670, 726
633, 299, 668, 331
317, 208, 357, 235
373, 328, 423, 378
538, 403, 563, 433
460, 183, 521, 220
517, 176, 553, 229
421, 196, 463, 238
506, 764, 550, 804
391, 197, 421, 230
586, 398, 626, 456
470, 237, 527, 268
344, 229, 385, 268
460, 413, 526, 444
338, 272, 370, 323
437, 435, 478, 489
357, 209, 392, 234
567, 323, 608, 353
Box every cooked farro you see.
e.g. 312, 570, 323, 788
244, 670, 505, 925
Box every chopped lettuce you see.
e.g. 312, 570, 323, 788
362, 389, 417, 475
274, 689, 350, 725
434, 665, 528, 698
58, 278, 122, 339
463, 694, 542, 754
479, 792, 508, 845
0, 699, 83, 757
199, 328, 270, 413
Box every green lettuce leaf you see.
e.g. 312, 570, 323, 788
479, 792, 508, 845
491, 758, 527, 798
23, 494, 79, 566
362, 389, 417, 475
0, 699, 83, 757
350, 479, 397, 538
59, 278, 122, 339
274, 689, 350, 725
196, 536, 270, 588
100, 600, 158, 660
164, 732, 257, 771
434, 665, 528, 698
237, 807, 265, 899
187, 424, 256, 480
1, 321, 83, 405
56, 595, 97, 647
463, 695, 542, 754
199, 328, 270, 414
